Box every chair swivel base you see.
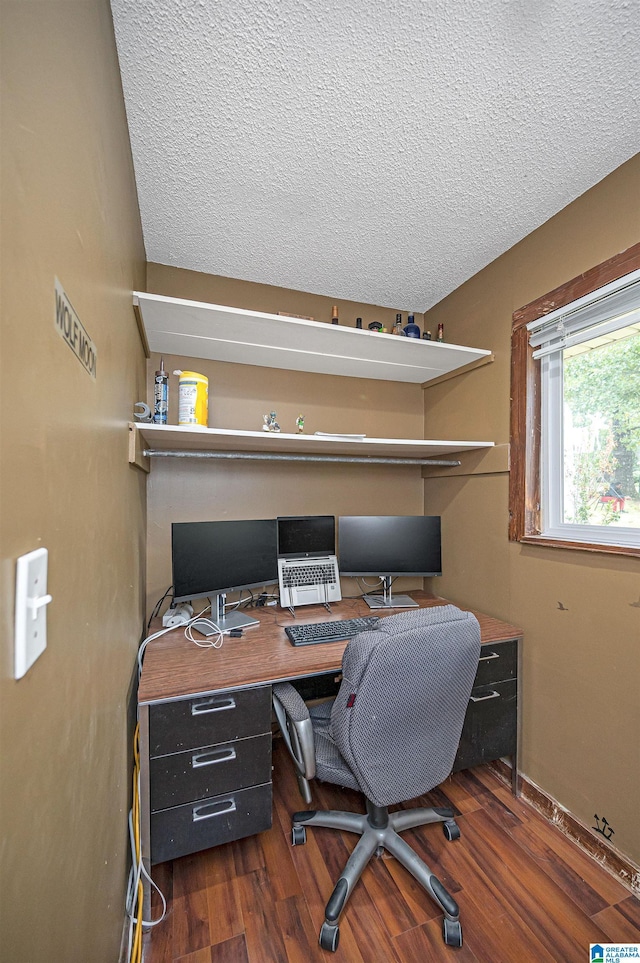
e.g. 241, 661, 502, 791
292, 800, 463, 952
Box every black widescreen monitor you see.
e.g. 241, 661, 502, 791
171, 518, 278, 630
338, 515, 441, 609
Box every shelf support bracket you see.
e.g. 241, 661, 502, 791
420, 352, 494, 388
129, 423, 150, 473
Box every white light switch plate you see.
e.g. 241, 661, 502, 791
14, 548, 52, 679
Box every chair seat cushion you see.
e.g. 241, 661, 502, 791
314, 729, 361, 792
310, 700, 360, 792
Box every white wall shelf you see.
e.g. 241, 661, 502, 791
133, 292, 493, 385
129, 422, 494, 471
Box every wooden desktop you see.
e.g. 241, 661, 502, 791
138, 591, 522, 871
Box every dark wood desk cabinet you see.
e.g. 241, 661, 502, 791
138, 594, 522, 867
147, 686, 273, 864
453, 637, 519, 787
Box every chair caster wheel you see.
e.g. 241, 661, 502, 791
292, 825, 307, 846
443, 818, 461, 841
443, 918, 463, 947
319, 921, 340, 952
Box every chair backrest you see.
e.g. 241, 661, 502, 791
329, 605, 481, 807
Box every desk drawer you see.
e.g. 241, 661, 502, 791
150, 732, 272, 812
474, 639, 517, 687
149, 685, 272, 756
453, 678, 517, 772
151, 782, 272, 864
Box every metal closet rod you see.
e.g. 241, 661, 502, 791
143, 449, 461, 466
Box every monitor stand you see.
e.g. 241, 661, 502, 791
195, 593, 260, 635
364, 577, 419, 610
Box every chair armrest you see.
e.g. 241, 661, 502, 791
272, 682, 316, 781
273, 682, 311, 721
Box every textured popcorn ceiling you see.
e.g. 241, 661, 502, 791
110, 0, 639, 312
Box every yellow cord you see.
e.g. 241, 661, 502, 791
130, 723, 143, 963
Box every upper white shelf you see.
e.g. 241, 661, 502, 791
133, 292, 492, 385
131, 423, 494, 461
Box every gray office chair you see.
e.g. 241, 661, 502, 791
273, 604, 481, 952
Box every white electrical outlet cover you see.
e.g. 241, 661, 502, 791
14, 547, 52, 679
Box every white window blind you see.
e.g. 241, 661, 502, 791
527, 268, 640, 359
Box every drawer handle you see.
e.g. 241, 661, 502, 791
191, 696, 236, 715
192, 747, 237, 769
479, 651, 500, 662
470, 689, 501, 703
192, 798, 237, 822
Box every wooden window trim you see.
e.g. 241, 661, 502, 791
509, 241, 640, 558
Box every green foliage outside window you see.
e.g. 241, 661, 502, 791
563, 333, 640, 526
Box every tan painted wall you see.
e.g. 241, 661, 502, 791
145, 265, 430, 616
421, 155, 640, 869
0, 2, 147, 960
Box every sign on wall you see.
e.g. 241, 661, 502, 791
54, 277, 97, 378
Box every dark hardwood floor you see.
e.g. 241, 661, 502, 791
143, 739, 640, 962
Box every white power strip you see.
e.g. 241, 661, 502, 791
162, 603, 193, 627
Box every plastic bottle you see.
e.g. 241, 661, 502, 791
437, 323, 445, 342
153, 358, 168, 424
176, 370, 208, 427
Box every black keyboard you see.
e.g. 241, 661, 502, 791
285, 616, 380, 647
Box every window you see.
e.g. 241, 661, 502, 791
510, 243, 640, 557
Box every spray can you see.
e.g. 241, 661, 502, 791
176, 370, 208, 427
153, 358, 169, 424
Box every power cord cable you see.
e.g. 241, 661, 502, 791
147, 585, 173, 631
124, 723, 166, 963
184, 604, 224, 648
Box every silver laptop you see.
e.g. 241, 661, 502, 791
277, 516, 342, 610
